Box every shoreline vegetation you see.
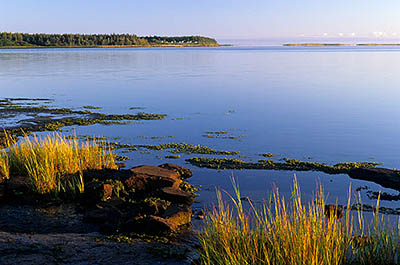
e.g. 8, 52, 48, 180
198, 177, 400, 265
0, 32, 219, 48
0, 132, 117, 196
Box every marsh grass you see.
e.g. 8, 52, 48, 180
0, 149, 9, 182
1, 132, 117, 196
197, 176, 400, 265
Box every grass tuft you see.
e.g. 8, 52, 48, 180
0, 149, 9, 182
197, 176, 400, 265
1, 132, 117, 196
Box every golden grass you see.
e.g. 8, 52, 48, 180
197, 176, 400, 265
1, 132, 117, 195
0, 149, 9, 182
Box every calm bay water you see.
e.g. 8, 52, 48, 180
1, 46, 400, 211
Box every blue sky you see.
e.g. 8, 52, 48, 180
1, 0, 400, 42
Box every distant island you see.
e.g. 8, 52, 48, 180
0, 32, 219, 48
283, 43, 350, 47
284, 43, 400, 47
356, 43, 400, 46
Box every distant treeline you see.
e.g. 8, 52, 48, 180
0, 32, 218, 47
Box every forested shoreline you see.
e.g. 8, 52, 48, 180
0, 32, 219, 47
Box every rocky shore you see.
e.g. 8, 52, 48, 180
0, 163, 200, 264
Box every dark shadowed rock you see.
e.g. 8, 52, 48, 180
0, 183, 5, 201
83, 169, 132, 183
83, 206, 122, 225
122, 215, 178, 234
141, 198, 171, 216
84, 181, 113, 204
160, 187, 195, 205
115, 162, 126, 169
324, 204, 344, 219
163, 204, 192, 226
96, 198, 126, 209
142, 215, 178, 234
159, 163, 193, 179
6, 175, 31, 198
349, 168, 400, 191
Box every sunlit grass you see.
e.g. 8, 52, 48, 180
1, 132, 117, 196
197, 176, 400, 265
0, 149, 9, 182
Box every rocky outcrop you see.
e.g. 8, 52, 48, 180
163, 204, 192, 226
161, 187, 195, 205
84, 182, 113, 204
81, 164, 196, 235
0, 163, 196, 236
348, 168, 400, 191
159, 163, 193, 179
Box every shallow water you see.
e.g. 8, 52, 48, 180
1, 46, 399, 213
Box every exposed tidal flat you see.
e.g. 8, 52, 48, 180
1, 46, 400, 264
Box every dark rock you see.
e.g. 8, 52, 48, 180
162, 204, 192, 226
0, 183, 6, 201
121, 215, 178, 234
96, 198, 126, 209
83, 206, 122, 225
349, 168, 400, 191
141, 215, 178, 234
159, 163, 193, 179
83, 181, 113, 204
141, 198, 171, 215
6, 175, 30, 196
115, 162, 126, 169
160, 187, 195, 205
99, 222, 116, 234
131, 165, 180, 179
83, 169, 131, 182
324, 204, 344, 219
124, 173, 181, 193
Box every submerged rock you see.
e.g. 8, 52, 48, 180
349, 168, 400, 191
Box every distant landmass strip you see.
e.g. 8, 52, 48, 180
284, 43, 400, 47
283, 43, 349, 47
0, 32, 219, 48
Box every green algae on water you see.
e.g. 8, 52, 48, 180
106, 142, 239, 156
0, 101, 167, 136
186, 157, 382, 175
165, 155, 181, 159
